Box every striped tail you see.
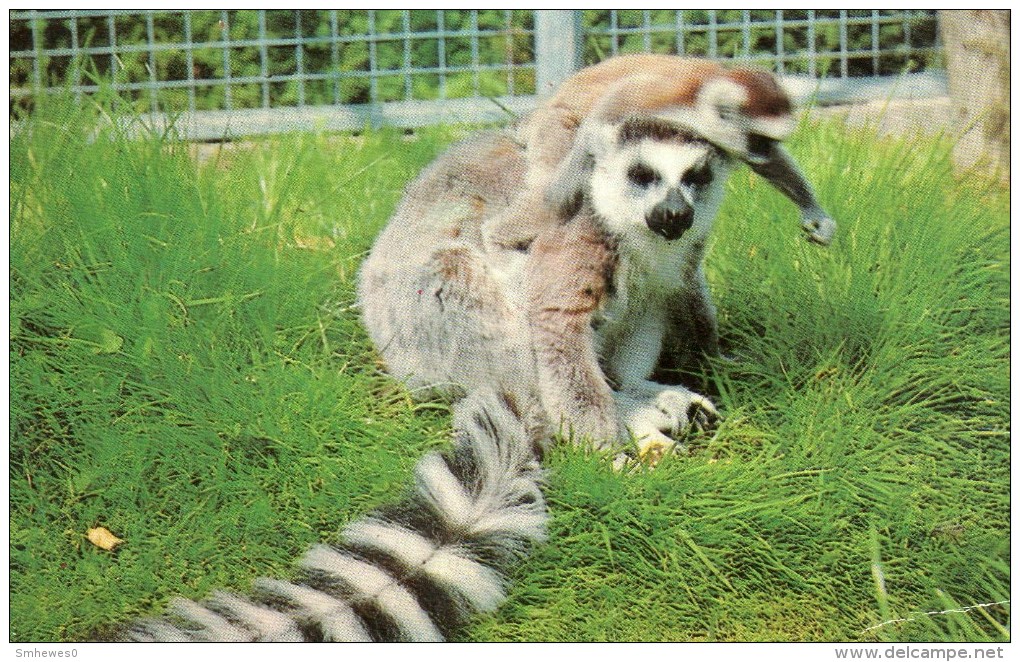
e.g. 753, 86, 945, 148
124, 390, 547, 642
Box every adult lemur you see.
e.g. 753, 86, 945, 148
123, 59, 826, 642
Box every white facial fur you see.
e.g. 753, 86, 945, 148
588, 136, 729, 249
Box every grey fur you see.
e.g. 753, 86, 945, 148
360, 120, 728, 462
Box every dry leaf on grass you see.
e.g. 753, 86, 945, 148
87, 526, 124, 551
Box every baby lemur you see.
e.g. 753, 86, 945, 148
483, 54, 836, 253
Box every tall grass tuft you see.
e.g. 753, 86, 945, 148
10, 98, 1009, 642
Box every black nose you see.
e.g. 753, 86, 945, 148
646, 190, 694, 241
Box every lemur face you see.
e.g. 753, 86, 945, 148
587, 119, 730, 243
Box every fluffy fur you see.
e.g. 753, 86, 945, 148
482, 54, 835, 253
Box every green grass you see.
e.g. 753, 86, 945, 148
10, 98, 1009, 643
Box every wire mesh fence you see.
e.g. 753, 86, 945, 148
9, 9, 944, 137
580, 10, 940, 77
10, 10, 537, 112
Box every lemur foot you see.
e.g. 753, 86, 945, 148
651, 387, 719, 432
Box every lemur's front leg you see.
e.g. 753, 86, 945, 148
648, 260, 722, 380
676, 265, 721, 360
604, 300, 718, 462
750, 143, 836, 245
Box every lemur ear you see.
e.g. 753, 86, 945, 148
544, 120, 618, 220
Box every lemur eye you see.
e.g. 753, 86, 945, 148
682, 166, 713, 188
627, 163, 661, 188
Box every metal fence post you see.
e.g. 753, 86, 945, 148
533, 10, 582, 97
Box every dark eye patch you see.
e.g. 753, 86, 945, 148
681, 165, 713, 188
627, 163, 661, 188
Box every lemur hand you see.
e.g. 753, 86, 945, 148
801, 210, 836, 246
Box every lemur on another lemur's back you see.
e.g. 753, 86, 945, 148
123, 113, 731, 646
118, 56, 828, 642
483, 53, 836, 254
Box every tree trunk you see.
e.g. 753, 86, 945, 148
938, 10, 1010, 182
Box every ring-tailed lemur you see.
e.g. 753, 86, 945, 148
483, 54, 836, 254
359, 116, 728, 461
123, 106, 752, 643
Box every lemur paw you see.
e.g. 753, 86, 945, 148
652, 388, 719, 432
801, 212, 836, 246
613, 387, 718, 468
